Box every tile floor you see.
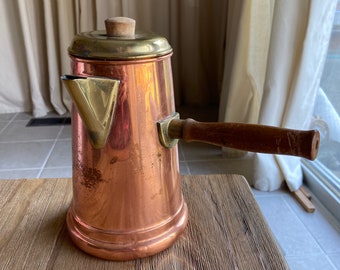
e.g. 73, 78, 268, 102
0, 111, 340, 269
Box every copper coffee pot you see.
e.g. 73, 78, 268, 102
62, 17, 319, 261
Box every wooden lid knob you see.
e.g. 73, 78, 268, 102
105, 17, 136, 37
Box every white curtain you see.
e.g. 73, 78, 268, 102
219, 0, 336, 191
0, 0, 225, 117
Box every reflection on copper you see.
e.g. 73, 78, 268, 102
66, 53, 188, 260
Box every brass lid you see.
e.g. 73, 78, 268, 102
68, 30, 172, 60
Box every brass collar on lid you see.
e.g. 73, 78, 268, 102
68, 30, 172, 60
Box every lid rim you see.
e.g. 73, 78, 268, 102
68, 30, 172, 60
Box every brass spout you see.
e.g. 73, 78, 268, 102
61, 75, 120, 149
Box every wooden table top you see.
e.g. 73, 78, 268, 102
0, 174, 288, 269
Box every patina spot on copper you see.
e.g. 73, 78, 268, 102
110, 156, 119, 164
79, 165, 105, 189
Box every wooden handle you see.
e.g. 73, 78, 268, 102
168, 119, 320, 160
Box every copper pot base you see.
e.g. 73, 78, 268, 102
66, 202, 188, 261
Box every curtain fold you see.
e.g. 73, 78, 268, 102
16, 1, 54, 116
219, 0, 336, 191
0, 1, 31, 114
219, 0, 274, 126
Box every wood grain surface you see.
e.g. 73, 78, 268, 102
0, 175, 288, 269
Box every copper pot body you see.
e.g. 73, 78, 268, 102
66, 54, 188, 260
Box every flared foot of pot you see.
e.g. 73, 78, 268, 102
66, 202, 188, 261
